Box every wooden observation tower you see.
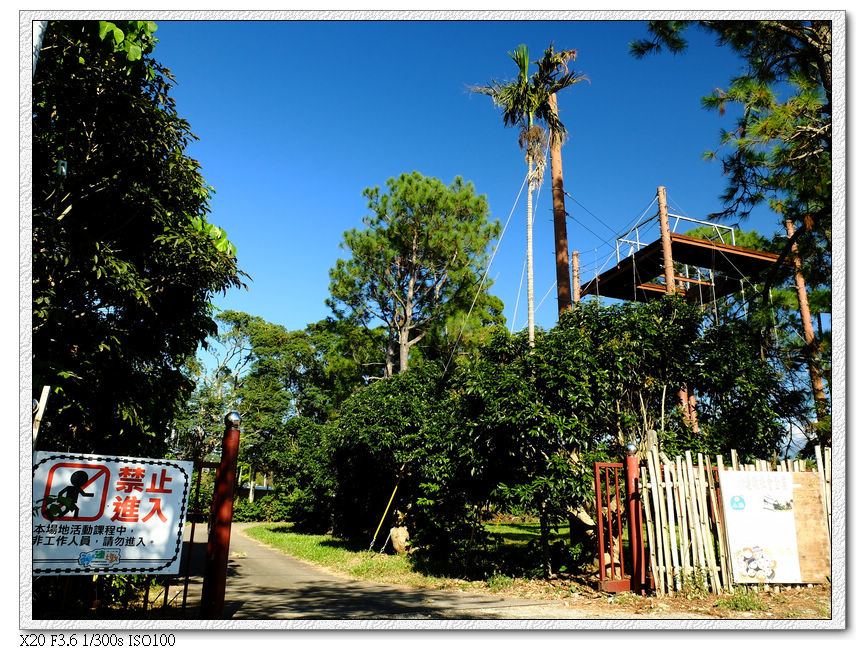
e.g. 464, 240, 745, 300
578, 186, 782, 304
575, 186, 787, 435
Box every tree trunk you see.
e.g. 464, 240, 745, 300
398, 327, 410, 374
785, 219, 829, 438
247, 466, 255, 503
567, 506, 596, 548
548, 93, 571, 315
527, 155, 536, 347
385, 338, 397, 378
539, 500, 552, 579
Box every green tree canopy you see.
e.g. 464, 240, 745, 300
630, 20, 831, 281
630, 20, 833, 448
328, 172, 503, 376
33, 21, 245, 456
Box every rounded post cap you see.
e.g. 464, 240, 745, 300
625, 443, 638, 455
225, 411, 242, 429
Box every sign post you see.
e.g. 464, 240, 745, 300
200, 411, 241, 619
32, 453, 193, 575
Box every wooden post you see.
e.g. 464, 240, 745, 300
657, 186, 676, 294
659, 188, 697, 432
200, 411, 241, 619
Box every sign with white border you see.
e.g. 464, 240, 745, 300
32, 451, 193, 575
718, 470, 802, 583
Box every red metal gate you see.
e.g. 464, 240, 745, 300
594, 449, 646, 593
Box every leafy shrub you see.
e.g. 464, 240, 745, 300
232, 494, 293, 522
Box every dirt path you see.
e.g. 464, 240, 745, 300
182, 524, 808, 620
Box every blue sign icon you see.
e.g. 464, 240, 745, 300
730, 495, 746, 510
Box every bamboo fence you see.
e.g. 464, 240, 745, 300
639, 445, 831, 596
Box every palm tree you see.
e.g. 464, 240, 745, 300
535, 46, 585, 314
472, 44, 585, 344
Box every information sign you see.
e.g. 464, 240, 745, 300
32, 452, 193, 575
719, 470, 802, 583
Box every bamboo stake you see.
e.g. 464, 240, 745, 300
731, 449, 739, 471
698, 453, 721, 593
672, 456, 691, 578
663, 462, 682, 590
683, 451, 707, 588
716, 454, 733, 591
640, 466, 660, 596
645, 451, 666, 595
650, 450, 673, 593
707, 459, 729, 590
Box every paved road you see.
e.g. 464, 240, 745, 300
181, 523, 607, 620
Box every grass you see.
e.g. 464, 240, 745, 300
716, 587, 769, 612
483, 521, 571, 545
243, 524, 460, 589
244, 519, 574, 589
485, 573, 515, 592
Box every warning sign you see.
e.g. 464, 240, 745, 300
32, 452, 193, 575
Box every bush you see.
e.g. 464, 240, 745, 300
263, 417, 336, 532
232, 494, 293, 523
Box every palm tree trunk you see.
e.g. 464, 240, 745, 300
527, 155, 536, 347
549, 93, 571, 315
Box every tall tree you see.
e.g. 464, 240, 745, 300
32, 21, 245, 456
471, 43, 585, 343
630, 19, 833, 443
328, 172, 502, 376
537, 46, 587, 314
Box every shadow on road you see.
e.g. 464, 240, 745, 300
221, 577, 514, 619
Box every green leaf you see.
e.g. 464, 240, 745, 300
98, 21, 114, 41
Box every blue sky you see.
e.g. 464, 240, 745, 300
152, 18, 789, 336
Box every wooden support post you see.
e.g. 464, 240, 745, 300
658, 186, 676, 294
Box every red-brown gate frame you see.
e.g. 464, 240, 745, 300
594, 449, 646, 594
